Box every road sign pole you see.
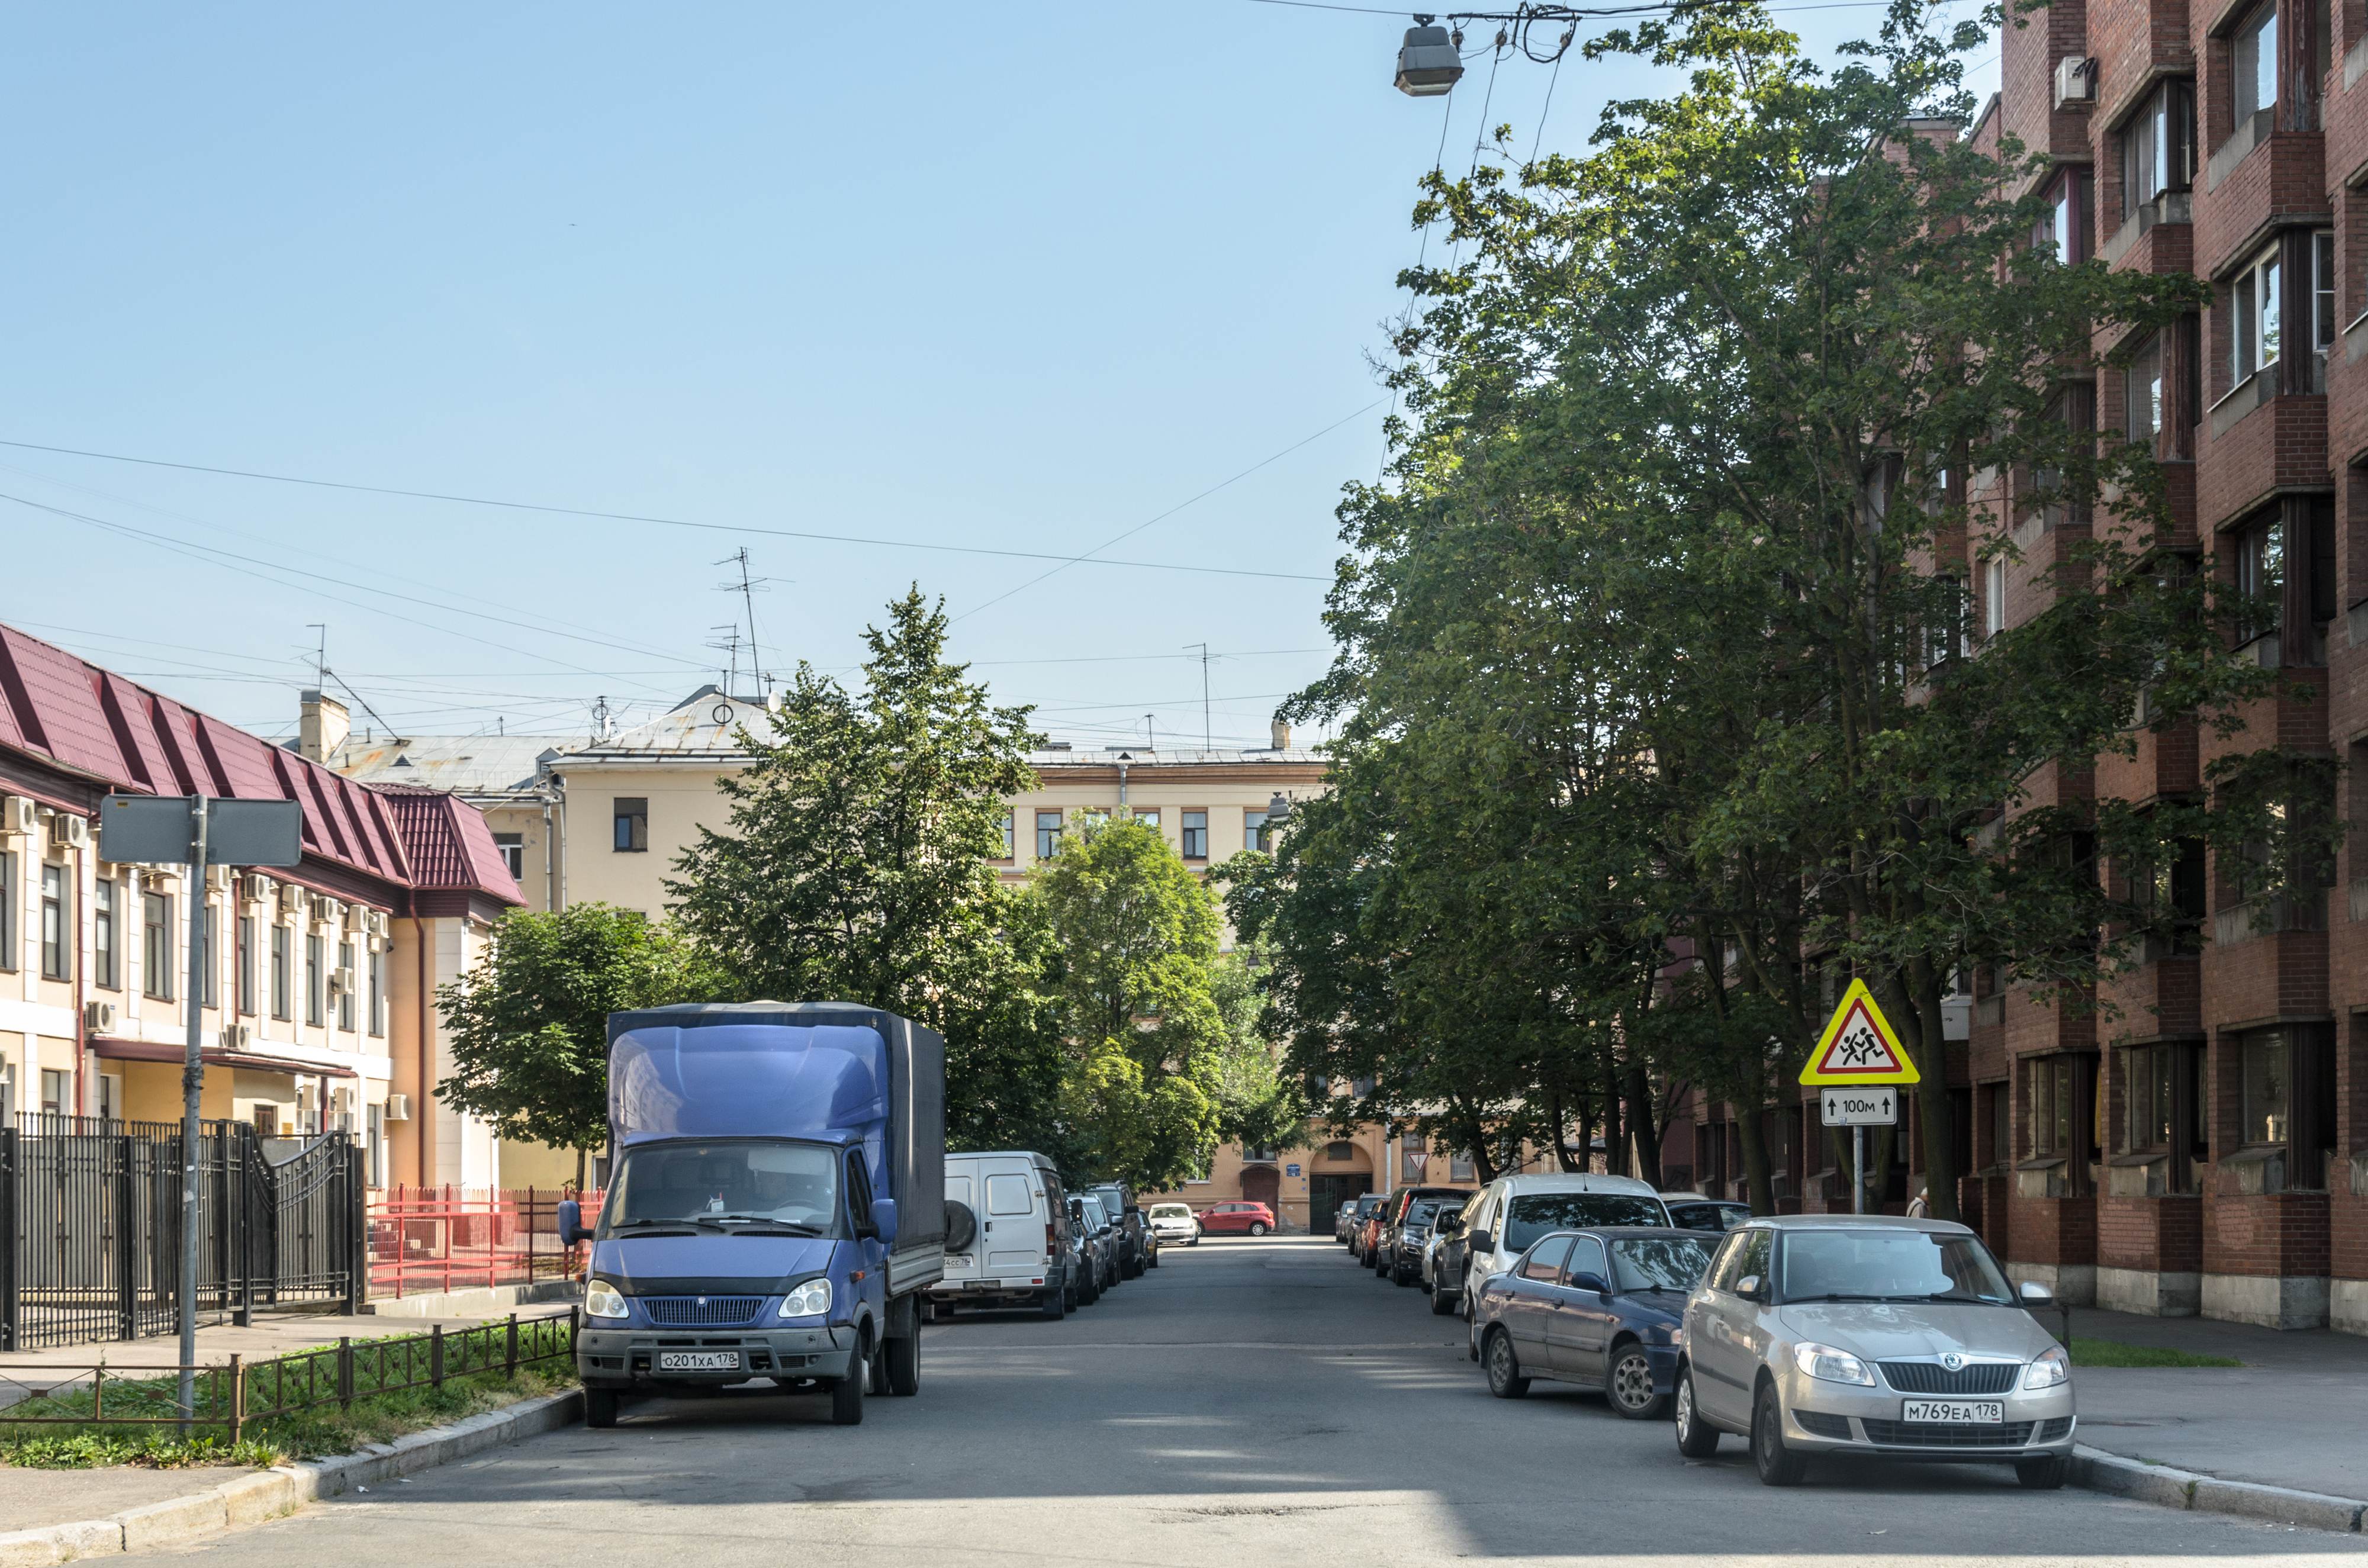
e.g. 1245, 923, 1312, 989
178, 798, 207, 1427
1853, 1125, 1865, 1216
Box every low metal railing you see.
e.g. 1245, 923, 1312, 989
0, 1309, 578, 1443
366, 1186, 603, 1299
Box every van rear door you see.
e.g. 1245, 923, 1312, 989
984, 1164, 1040, 1276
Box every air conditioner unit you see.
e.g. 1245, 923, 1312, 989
85, 1000, 117, 1032
49, 814, 91, 851
2053, 56, 2096, 109
320, 897, 346, 927
205, 864, 232, 893
278, 883, 303, 913
220, 1023, 252, 1049
331, 965, 356, 994
1, 796, 36, 836
384, 1093, 411, 1122
363, 910, 390, 939
342, 903, 366, 932
242, 874, 275, 904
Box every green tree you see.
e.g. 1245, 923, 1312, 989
434, 903, 719, 1186
1209, 942, 1308, 1158
667, 590, 1067, 1148
1033, 816, 1226, 1189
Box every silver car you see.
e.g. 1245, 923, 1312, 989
1673, 1215, 2076, 1489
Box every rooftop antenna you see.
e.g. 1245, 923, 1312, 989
593, 695, 612, 742
715, 549, 775, 700
705, 624, 743, 696
1185, 642, 1210, 751
1144, 712, 1154, 751
305, 624, 327, 688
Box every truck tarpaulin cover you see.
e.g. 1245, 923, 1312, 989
606, 1000, 946, 1254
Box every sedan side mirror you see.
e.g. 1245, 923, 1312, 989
868, 1197, 899, 1247
558, 1199, 591, 1247
2018, 1279, 2054, 1308
1736, 1274, 1767, 1301
1568, 1270, 1610, 1295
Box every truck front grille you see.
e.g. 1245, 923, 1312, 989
645, 1296, 764, 1326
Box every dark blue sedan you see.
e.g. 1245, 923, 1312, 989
1471, 1226, 1716, 1419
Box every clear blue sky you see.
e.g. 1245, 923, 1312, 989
0, 2, 1997, 751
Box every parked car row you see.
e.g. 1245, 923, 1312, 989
931, 1152, 1160, 1319
1346, 1176, 2080, 1490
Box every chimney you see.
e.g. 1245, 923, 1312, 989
1269, 719, 1292, 752
300, 690, 350, 762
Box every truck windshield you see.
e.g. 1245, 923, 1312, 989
602, 1140, 839, 1235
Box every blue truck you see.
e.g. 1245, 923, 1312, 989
565, 1001, 946, 1428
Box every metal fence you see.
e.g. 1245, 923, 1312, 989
0, 1309, 578, 1443
366, 1186, 602, 1299
1, 1117, 364, 1351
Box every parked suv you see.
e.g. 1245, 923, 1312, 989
1362, 1186, 1469, 1269
1089, 1181, 1155, 1275
1379, 1197, 1456, 1286
1440, 1173, 1669, 1321
935, 1150, 1076, 1319
1339, 1193, 1386, 1245
1672, 1215, 2076, 1489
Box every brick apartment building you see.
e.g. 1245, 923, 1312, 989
1688, 1, 2367, 1335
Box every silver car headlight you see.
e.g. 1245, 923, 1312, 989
777, 1276, 832, 1319
2023, 1344, 2070, 1389
584, 1278, 629, 1319
1793, 1341, 1876, 1386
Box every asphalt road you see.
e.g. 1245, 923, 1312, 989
134, 1234, 2362, 1566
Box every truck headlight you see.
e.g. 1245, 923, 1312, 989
778, 1277, 832, 1318
1793, 1341, 1876, 1385
585, 1279, 629, 1319
2023, 1345, 2070, 1389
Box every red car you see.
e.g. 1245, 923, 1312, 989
1196, 1200, 1276, 1236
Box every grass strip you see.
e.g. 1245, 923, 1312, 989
2068, 1335, 2242, 1368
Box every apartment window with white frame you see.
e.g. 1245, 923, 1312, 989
1984, 556, 2008, 637
306, 932, 324, 1027
142, 891, 173, 1000
271, 923, 292, 1020
1181, 809, 1208, 859
2118, 79, 2195, 224
93, 876, 117, 989
337, 938, 356, 1032
40, 861, 68, 980
2232, 243, 2282, 384
1244, 811, 1273, 853
2125, 333, 2163, 446
2234, 1, 2278, 123
493, 832, 525, 880
2312, 230, 2335, 387
368, 943, 386, 1036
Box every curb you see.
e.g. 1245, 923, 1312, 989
359, 1282, 581, 1318
0, 1389, 583, 1566
2072, 1444, 2367, 1534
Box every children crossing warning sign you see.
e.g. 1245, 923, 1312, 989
1798, 980, 1921, 1085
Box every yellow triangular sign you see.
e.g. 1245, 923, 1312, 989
1798, 980, 1920, 1085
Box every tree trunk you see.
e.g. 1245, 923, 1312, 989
575, 1145, 587, 1190
1546, 1084, 1581, 1172
1910, 966, 1960, 1221
1626, 1060, 1661, 1187
1601, 1051, 1624, 1178
1738, 1103, 1777, 1216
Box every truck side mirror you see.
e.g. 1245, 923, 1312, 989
1468, 1229, 1494, 1254
868, 1197, 899, 1247
558, 1199, 590, 1246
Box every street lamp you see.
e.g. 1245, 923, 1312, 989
1266, 791, 1294, 825
1395, 19, 1463, 96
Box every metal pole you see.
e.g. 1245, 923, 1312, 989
178, 797, 208, 1425
1852, 1124, 1865, 1216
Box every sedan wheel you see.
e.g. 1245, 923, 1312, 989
1484, 1329, 1530, 1399
1674, 1367, 1720, 1457
1607, 1344, 1664, 1421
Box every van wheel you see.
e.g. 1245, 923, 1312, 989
583, 1389, 618, 1429
829, 1361, 866, 1425
1674, 1367, 1720, 1457
885, 1329, 919, 1396
1041, 1284, 1067, 1318
1248, 1222, 1268, 1236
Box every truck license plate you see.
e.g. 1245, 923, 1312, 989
657, 1351, 741, 1371
1901, 1399, 2002, 1424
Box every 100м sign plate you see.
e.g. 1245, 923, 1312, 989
1820, 1088, 1899, 1126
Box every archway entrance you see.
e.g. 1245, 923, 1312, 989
1240, 1164, 1281, 1216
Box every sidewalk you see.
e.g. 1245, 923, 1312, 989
2067, 1303, 2368, 1504
0, 1304, 575, 1537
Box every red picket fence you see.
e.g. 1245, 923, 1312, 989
366, 1185, 604, 1299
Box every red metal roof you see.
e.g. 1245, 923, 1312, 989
0, 620, 519, 907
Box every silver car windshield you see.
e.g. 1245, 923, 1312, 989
1780, 1229, 2016, 1303
1611, 1236, 1712, 1292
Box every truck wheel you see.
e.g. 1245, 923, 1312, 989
584, 1389, 619, 1429
885, 1329, 920, 1396
869, 1343, 892, 1396
829, 1363, 866, 1426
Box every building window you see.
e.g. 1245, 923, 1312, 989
40, 1067, 71, 1117
493, 832, 525, 880
2241, 1031, 2288, 1145
1132, 807, 1160, 829
306, 932, 324, 1027
271, 924, 292, 1020
2233, 244, 2282, 384
1035, 810, 1063, 859
368, 944, 386, 1037
2125, 1045, 2176, 1151
1450, 1150, 1476, 1181
366, 1101, 384, 1187
1987, 1082, 2010, 1168
236, 914, 256, 1015
40, 862, 68, 980
994, 812, 1014, 859
2038, 166, 2091, 263
2119, 79, 2195, 223
1323, 1140, 1357, 1161
0, 849, 14, 971
2124, 333, 2163, 446
1244, 811, 1272, 853
2232, 510, 2283, 642
199, 900, 217, 1007
253, 1102, 278, 1137
1983, 556, 2007, 636
2312, 228, 2336, 381
143, 891, 173, 1000
337, 939, 356, 1032
1182, 810, 1208, 859
2029, 1056, 2074, 1155
612, 798, 648, 852
2235, 1, 2278, 122
93, 876, 116, 990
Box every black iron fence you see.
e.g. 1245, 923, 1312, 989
0, 1311, 578, 1443
0, 1116, 365, 1351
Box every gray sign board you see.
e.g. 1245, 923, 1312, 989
99, 794, 304, 867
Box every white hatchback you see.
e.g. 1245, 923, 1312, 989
1145, 1202, 1201, 1245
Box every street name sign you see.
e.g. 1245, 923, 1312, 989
1820, 1087, 1900, 1126
1798, 979, 1921, 1086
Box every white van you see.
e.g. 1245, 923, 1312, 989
932, 1151, 1077, 1319
1435, 1172, 1670, 1325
